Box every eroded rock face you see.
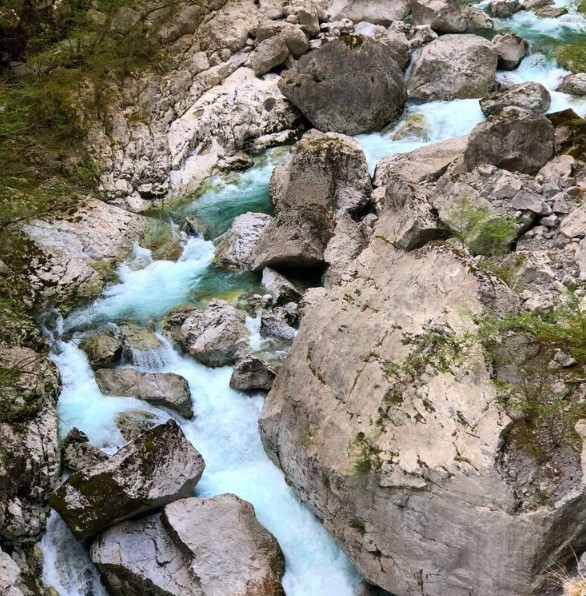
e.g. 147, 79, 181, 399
91, 495, 285, 596
179, 300, 250, 367
464, 107, 555, 175
252, 130, 372, 279
278, 35, 406, 135
480, 82, 551, 116
50, 420, 205, 542
408, 34, 498, 100
410, 0, 467, 33
261, 268, 302, 305
95, 369, 194, 418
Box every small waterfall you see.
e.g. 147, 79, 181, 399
246, 310, 264, 352
124, 334, 179, 371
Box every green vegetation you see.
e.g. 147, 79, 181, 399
350, 431, 382, 476
556, 41, 586, 74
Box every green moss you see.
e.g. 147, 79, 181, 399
340, 34, 365, 49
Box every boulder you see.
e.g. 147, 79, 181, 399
535, 5, 567, 16
376, 29, 411, 70
328, 0, 409, 25
488, 0, 521, 17
214, 213, 273, 270
91, 495, 285, 596
480, 82, 551, 116
250, 37, 290, 76
230, 356, 277, 392
408, 34, 498, 100
0, 548, 23, 596
256, 21, 309, 58
261, 268, 302, 305
278, 35, 406, 135
261, 309, 297, 342
199, 0, 259, 54
410, 0, 467, 33
179, 300, 249, 367
63, 428, 109, 474
50, 420, 205, 542
95, 369, 194, 419
118, 323, 163, 360
252, 130, 372, 275
115, 410, 162, 442
80, 331, 122, 370
492, 32, 528, 71
559, 73, 586, 96
464, 5, 494, 29
463, 107, 555, 175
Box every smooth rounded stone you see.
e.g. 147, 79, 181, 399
480, 82, 551, 116
179, 300, 249, 367
94, 369, 194, 419
163, 495, 285, 595
261, 268, 302, 305
50, 420, 205, 543
464, 5, 494, 29
329, 0, 409, 25
278, 35, 406, 135
464, 107, 555, 175
488, 0, 521, 17
0, 548, 23, 596
115, 410, 162, 442
250, 37, 289, 76
63, 428, 109, 474
214, 213, 273, 270
256, 21, 309, 58
80, 331, 122, 370
230, 356, 278, 392
408, 34, 498, 100
559, 73, 586, 96
252, 130, 372, 272
410, 0, 467, 33
492, 32, 528, 71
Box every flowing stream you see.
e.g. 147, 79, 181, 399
39, 2, 586, 594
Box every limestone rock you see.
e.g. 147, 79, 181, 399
214, 213, 273, 270
179, 300, 249, 367
559, 73, 586, 96
230, 356, 277, 391
328, 0, 409, 25
278, 35, 406, 135
480, 82, 551, 116
50, 420, 205, 542
260, 309, 297, 342
376, 28, 411, 70
115, 410, 162, 442
252, 130, 372, 275
408, 34, 498, 100
80, 331, 122, 370
488, 0, 521, 17
95, 369, 194, 419
199, 0, 259, 54
410, 0, 467, 33
63, 428, 109, 474
464, 5, 494, 29
0, 548, 23, 596
464, 107, 555, 175
261, 268, 302, 305
250, 37, 289, 76
493, 32, 528, 71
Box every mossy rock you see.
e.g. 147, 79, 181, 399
547, 109, 586, 159
555, 41, 586, 74
140, 217, 183, 261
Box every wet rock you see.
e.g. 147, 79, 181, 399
261, 309, 297, 342
214, 213, 273, 270
95, 369, 194, 419
252, 130, 372, 276
480, 82, 551, 116
50, 420, 205, 542
558, 73, 586, 96
63, 428, 109, 474
230, 356, 277, 392
328, 0, 409, 25
250, 36, 289, 76
410, 0, 467, 33
492, 32, 528, 71
115, 410, 162, 442
118, 323, 162, 358
0, 547, 23, 596
464, 107, 554, 175
464, 5, 494, 28
278, 35, 406, 135
261, 268, 302, 305
80, 331, 123, 370
488, 0, 521, 17
408, 34, 498, 100
179, 300, 250, 367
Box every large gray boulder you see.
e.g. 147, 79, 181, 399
410, 0, 467, 33
0, 548, 23, 596
214, 213, 273, 270
261, 267, 302, 305
80, 331, 122, 370
558, 72, 586, 96
329, 0, 409, 24
95, 368, 194, 418
50, 420, 205, 542
230, 356, 278, 392
464, 107, 555, 175
62, 428, 109, 474
250, 37, 289, 76
91, 495, 285, 596
179, 300, 250, 367
493, 32, 528, 70
480, 82, 551, 116
252, 130, 372, 278
408, 34, 498, 100
278, 35, 406, 135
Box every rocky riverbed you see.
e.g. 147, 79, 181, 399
4, 0, 586, 594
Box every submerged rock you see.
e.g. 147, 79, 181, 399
80, 331, 122, 370
408, 34, 498, 100
50, 420, 205, 542
230, 356, 278, 392
409, 0, 467, 33
278, 35, 406, 135
95, 369, 194, 418
91, 494, 285, 596
480, 82, 551, 116
464, 107, 555, 175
